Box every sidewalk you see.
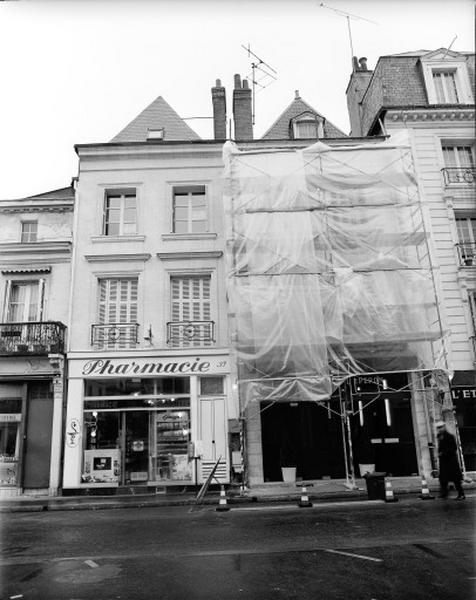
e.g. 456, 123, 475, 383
1, 475, 474, 513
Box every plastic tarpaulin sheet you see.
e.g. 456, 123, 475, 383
223, 134, 447, 407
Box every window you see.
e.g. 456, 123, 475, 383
421, 55, 474, 105
103, 190, 137, 236
169, 275, 212, 347
20, 221, 37, 243
443, 145, 475, 168
94, 278, 138, 348
455, 215, 476, 266
5, 281, 42, 322
291, 113, 324, 140
172, 186, 207, 234
432, 70, 459, 103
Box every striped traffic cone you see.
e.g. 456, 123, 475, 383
216, 485, 230, 512
298, 484, 313, 508
384, 479, 398, 503
419, 477, 435, 500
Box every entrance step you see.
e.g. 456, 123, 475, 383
117, 486, 166, 496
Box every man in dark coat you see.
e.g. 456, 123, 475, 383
436, 420, 465, 500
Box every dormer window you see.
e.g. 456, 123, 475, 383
147, 128, 165, 140
421, 51, 473, 105
291, 113, 324, 140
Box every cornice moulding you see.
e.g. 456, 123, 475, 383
84, 253, 152, 263
157, 251, 223, 260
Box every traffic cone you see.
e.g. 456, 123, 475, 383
216, 485, 230, 512
384, 479, 398, 503
298, 484, 313, 508
419, 477, 435, 500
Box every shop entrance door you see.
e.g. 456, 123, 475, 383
22, 382, 53, 489
352, 394, 418, 476
123, 412, 149, 485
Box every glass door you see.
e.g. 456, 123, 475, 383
123, 412, 149, 484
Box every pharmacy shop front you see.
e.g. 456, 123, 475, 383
63, 354, 233, 492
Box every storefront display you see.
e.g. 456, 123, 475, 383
63, 354, 232, 491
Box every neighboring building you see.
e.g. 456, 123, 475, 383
0, 187, 73, 496
347, 48, 476, 473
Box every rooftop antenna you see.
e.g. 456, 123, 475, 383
241, 44, 278, 125
319, 2, 378, 71
441, 35, 457, 60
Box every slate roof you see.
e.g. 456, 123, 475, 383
23, 186, 75, 200
261, 94, 347, 140
111, 96, 200, 142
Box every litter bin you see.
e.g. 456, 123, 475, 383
363, 472, 386, 500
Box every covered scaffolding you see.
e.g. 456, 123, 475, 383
223, 133, 455, 484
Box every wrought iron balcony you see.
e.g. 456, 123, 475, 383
456, 243, 476, 267
0, 322, 66, 355
167, 321, 215, 347
91, 323, 139, 349
442, 167, 476, 185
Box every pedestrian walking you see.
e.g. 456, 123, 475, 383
436, 420, 465, 500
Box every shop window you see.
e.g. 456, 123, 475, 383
21, 221, 38, 243
172, 185, 207, 234
200, 377, 224, 395
0, 399, 22, 486
103, 189, 137, 236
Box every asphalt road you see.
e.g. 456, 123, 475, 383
1, 495, 474, 600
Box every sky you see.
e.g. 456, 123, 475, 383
0, 0, 474, 199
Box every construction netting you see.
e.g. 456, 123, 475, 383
223, 133, 449, 408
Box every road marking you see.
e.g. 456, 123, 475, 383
324, 549, 383, 562
84, 559, 99, 568
10, 595, 24, 599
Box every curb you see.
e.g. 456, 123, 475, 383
0, 486, 448, 513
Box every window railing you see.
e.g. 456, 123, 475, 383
167, 321, 215, 347
91, 323, 139, 349
0, 322, 66, 355
442, 167, 476, 185
456, 243, 476, 266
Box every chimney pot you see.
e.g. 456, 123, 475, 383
242, 79, 249, 90
359, 57, 368, 70
216, 78, 222, 87
295, 90, 300, 99
234, 74, 242, 89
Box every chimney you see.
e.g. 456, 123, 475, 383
346, 55, 373, 137
211, 78, 227, 140
233, 74, 253, 141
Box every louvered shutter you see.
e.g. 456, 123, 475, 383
171, 276, 211, 347
97, 278, 138, 348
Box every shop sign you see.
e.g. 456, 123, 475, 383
66, 418, 81, 448
451, 387, 476, 401
0, 414, 21, 422
81, 356, 228, 377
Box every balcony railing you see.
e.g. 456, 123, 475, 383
456, 243, 476, 267
0, 322, 66, 355
167, 321, 215, 347
442, 167, 476, 185
91, 323, 139, 349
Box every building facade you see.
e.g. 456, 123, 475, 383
0, 187, 73, 496
62, 93, 239, 493
347, 48, 475, 474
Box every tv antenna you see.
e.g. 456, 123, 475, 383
242, 44, 278, 125
319, 3, 378, 71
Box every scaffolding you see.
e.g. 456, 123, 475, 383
223, 133, 459, 484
